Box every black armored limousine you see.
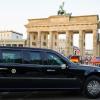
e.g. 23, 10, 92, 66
0, 46, 100, 99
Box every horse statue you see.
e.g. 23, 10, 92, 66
57, 2, 66, 15
57, 2, 72, 16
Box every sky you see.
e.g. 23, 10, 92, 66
0, 0, 100, 49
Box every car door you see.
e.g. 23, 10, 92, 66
0, 48, 23, 90
15, 49, 46, 89
0, 49, 46, 90
41, 51, 81, 89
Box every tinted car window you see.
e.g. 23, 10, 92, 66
1, 50, 22, 63
47, 52, 65, 65
29, 51, 42, 64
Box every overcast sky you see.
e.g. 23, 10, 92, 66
0, 0, 100, 49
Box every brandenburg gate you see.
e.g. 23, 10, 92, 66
25, 15, 100, 56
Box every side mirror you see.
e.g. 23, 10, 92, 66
61, 64, 68, 69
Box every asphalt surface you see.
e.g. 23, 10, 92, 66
0, 91, 99, 100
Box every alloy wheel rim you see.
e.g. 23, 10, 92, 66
87, 80, 100, 96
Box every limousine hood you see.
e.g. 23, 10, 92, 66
80, 64, 100, 68
80, 64, 98, 68
78, 64, 100, 73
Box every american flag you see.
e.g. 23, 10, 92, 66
91, 57, 100, 64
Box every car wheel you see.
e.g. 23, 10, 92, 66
83, 76, 100, 99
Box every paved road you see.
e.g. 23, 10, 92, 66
0, 91, 99, 100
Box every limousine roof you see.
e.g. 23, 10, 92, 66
0, 46, 55, 52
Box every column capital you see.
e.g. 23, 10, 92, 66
79, 30, 86, 34
93, 29, 97, 34
38, 31, 41, 33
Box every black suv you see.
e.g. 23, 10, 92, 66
0, 46, 100, 98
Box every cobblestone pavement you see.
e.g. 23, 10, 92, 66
0, 91, 99, 100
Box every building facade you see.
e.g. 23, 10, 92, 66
25, 15, 100, 56
0, 31, 23, 40
0, 31, 26, 47
0, 39, 26, 47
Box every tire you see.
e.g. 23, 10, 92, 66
83, 75, 100, 99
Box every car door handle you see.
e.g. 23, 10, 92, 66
46, 69, 55, 72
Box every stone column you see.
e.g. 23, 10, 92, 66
79, 30, 85, 56
46, 33, 49, 48
98, 42, 100, 56
65, 31, 71, 56
93, 29, 97, 56
41, 32, 48, 48
40, 32, 43, 48
49, 31, 53, 49
28, 32, 33, 47
97, 43, 100, 56
45, 32, 49, 48
26, 32, 30, 47
30, 32, 33, 47
83, 32, 85, 55
37, 31, 41, 48
52, 31, 58, 51
69, 31, 73, 55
